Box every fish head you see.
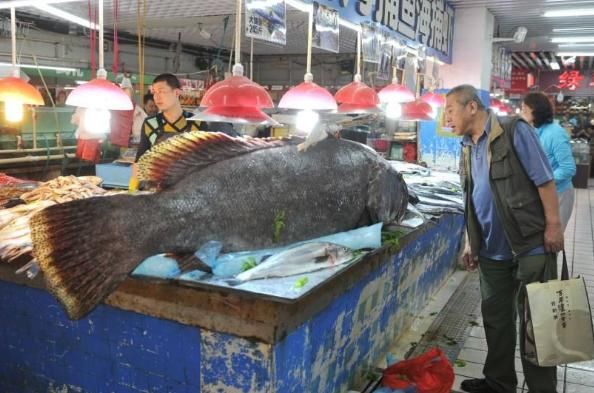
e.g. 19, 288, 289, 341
325, 244, 353, 264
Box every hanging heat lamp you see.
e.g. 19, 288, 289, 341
191, 0, 276, 125
65, 0, 132, 135
379, 66, 415, 120
420, 91, 445, 107
400, 100, 433, 121
278, 3, 337, 134
0, 8, 44, 123
419, 91, 445, 119
334, 30, 379, 114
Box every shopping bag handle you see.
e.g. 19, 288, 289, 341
541, 251, 569, 282
561, 250, 569, 281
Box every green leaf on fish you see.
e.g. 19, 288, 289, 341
241, 257, 258, 272
382, 231, 405, 250
469, 321, 480, 327
272, 210, 286, 243
294, 276, 309, 289
454, 359, 467, 367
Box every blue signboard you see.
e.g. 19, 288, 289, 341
304, 0, 455, 63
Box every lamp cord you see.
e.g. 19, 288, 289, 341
112, 0, 119, 75
306, 5, 313, 76
356, 30, 361, 78
98, 0, 104, 70
234, 0, 241, 67
10, 8, 16, 70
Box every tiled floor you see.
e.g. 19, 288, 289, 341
452, 185, 594, 393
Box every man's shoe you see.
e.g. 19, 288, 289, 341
460, 378, 499, 393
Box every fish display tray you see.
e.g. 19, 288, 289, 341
95, 162, 132, 189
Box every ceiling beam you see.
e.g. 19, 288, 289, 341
512, 53, 529, 69
537, 52, 550, 69
520, 52, 536, 69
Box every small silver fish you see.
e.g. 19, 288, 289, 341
234, 242, 359, 283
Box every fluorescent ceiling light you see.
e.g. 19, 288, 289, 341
553, 27, 594, 32
0, 62, 77, 72
558, 43, 594, 48
245, 0, 283, 10
34, 4, 98, 30
551, 36, 594, 43
544, 8, 594, 17
550, 62, 560, 70
0, 0, 82, 9
557, 51, 594, 56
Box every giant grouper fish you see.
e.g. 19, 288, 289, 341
29, 131, 408, 319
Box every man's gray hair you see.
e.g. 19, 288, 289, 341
446, 84, 486, 110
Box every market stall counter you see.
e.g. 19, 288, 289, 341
0, 213, 463, 393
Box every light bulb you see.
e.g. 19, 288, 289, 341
429, 104, 439, 119
5, 100, 23, 122
83, 108, 111, 136
295, 109, 319, 134
385, 102, 402, 120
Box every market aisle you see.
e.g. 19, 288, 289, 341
452, 184, 594, 393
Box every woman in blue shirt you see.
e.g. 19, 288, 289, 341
522, 92, 576, 231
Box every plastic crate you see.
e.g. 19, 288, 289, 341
95, 162, 132, 189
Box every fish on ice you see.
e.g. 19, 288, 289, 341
30, 131, 408, 319
232, 242, 361, 283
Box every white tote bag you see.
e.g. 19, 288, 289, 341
523, 251, 594, 367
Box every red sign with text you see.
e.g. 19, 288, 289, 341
510, 69, 534, 93
558, 71, 584, 91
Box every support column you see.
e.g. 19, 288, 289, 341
441, 6, 495, 103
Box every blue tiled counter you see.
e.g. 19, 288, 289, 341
0, 214, 464, 393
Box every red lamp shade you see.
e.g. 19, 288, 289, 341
279, 81, 337, 111
335, 80, 380, 113
401, 100, 433, 121
192, 106, 278, 126
420, 91, 445, 107
200, 75, 274, 109
378, 83, 415, 104
0, 77, 44, 105
66, 78, 133, 110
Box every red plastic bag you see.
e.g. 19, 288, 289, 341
383, 347, 454, 393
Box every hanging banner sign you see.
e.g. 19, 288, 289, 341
312, 0, 454, 63
245, 0, 287, 45
362, 24, 380, 63
313, 2, 340, 53
377, 32, 392, 80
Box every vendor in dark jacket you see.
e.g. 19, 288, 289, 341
445, 85, 563, 393
135, 73, 200, 161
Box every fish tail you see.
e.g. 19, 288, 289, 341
30, 195, 151, 319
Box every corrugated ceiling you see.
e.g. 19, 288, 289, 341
13, 0, 594, 62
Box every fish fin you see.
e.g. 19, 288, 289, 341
30, 195, 151, 319
165, 253, 212, 274
137, 131, 293, 189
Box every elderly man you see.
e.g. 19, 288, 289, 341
445, 85, 563, 393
